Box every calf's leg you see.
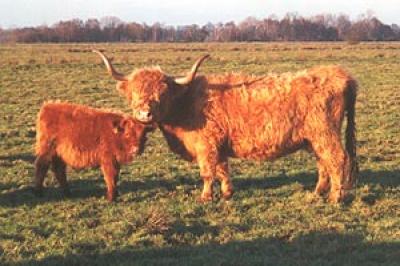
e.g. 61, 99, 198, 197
34, 155, 50, 196
101, 160, 120, 202
51, 155, 70, 196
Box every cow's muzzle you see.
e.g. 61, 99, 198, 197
135, 110, 153, 124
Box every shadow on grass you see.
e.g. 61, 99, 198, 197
0, 180, 104, 207
233, 168, 400, 191
234, 171, 316, 191
0, 153, 35, 165
0, 177, 187, 207
0, 181, 19, 191
358, 169, 400, 186
1, 169, 399, 207
12, 231, 400, 266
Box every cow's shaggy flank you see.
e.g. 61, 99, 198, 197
95, 51, 357, 204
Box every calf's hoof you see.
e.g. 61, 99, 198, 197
198, 192, 213, 203
106, 196, 116, 202
106, 191, 118, 202
222, 189, 234, 200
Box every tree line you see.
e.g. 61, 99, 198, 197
1, 13, 400, 43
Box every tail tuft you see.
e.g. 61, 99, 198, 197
345, 79, 358, 182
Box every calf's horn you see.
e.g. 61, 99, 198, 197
174, 54, 210, 85
92, 50, 128, 82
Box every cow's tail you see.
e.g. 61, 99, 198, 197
345, 78, 358, 187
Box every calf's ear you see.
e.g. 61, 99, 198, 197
112, 119, 125, 134
120, 118, 136, 134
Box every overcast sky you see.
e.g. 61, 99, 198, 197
1, 0, 399, 28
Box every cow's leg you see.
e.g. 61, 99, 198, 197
51, 155, 70, 197
311, 132, 352, 203
34, 154, 50, 196
196, 144, 218, 202
101, 160, 119, 202
216, 159, 233, 200
315, 159, 330, 196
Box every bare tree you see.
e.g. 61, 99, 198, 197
1, 13, 399, 43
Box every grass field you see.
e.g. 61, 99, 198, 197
0, 42, 399, 265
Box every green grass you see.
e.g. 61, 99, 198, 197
0, 42, 399, 265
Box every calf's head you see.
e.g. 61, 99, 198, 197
113, 117, 152, 156
94, 50, 209, 123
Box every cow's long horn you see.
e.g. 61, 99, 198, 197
92, 50, 127, 81
174, 54, 210, 85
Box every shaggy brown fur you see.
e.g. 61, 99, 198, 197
34, 102, 151, 201
96, 52, 357, 203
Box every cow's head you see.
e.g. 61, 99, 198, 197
94, 50, 209, 123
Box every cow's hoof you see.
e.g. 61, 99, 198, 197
314, 186, 330, 196
313, 190, 323, 197
328, 193, 340, 204
328, 190, 353, 204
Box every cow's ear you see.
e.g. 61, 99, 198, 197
166, 77, 189, 96
116, 81, 131, 102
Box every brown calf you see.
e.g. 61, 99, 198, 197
34, 102, 151, 201
94, 51, 357, 203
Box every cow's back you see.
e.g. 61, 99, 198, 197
195, 66, 352, 159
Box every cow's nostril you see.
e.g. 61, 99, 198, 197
136, 110, 152, 122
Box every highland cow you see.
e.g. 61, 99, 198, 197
94, 50, 357, 203
34, 102, 151, 201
